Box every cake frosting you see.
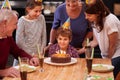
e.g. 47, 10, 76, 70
51, 53, 71, 63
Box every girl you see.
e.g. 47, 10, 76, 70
14, 0, 46, 65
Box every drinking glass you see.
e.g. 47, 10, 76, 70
20, 57, 29, 80
85, 46, 93, 78
39, 50, 44, 72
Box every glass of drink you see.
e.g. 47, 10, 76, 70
20, 71, 27, 80
85, 46, 93, 77
39, 50, 44, 72
20, 57, 29, 80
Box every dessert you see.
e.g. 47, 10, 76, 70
51, 53, 71, 63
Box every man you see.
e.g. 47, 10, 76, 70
0, 9, 39, 78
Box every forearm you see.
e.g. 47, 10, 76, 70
108, 32, 118, 58
49, 29, 56, 44
82, 31, 93, 47
0, 70, 5, 77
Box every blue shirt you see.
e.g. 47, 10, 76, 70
52, 3, 89, 48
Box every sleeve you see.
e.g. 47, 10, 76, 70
9, 37, 32, 60
69, 45, 79, 58
16, 17, 28, 51
52, 5, 61, 29
105, 15, 119, 35
48, 44, 58, 57
41, 15, 47, 51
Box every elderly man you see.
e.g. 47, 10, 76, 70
0, 9, 39, 78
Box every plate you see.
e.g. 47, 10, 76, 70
44, 57, 77, 66
86, 75, 114, 80
14, 65, 37, 72
92, 64, 114, 72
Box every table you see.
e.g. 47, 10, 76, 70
3, 58, 114, 80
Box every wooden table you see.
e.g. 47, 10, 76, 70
3, 58, 114, 80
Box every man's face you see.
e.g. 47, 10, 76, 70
5, 15, 18, 36
66, 0, 79, 10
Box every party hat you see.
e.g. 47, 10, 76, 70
1, 0, 11, 10
62, 18, 70, 29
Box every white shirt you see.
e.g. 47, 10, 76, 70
93, 13, 120, 58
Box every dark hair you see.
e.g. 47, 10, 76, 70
25, 0, 42, 14
85, 0, 110, 32
56, 27, 72, 40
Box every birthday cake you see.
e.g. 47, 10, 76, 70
51, 53, 71, 63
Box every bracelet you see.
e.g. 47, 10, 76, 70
48, 42, 53, 45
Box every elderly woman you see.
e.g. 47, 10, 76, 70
46, 0, 92, 57
82, 0, 120, 78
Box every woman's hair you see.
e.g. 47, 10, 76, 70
25, 0, 42, 14
56, 27, 72, 40
85, 0, 110, 32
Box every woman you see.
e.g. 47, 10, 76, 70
47, 0, 92, 57
84, 0, 120, 78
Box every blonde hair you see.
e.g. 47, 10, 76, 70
0, 9, 18, 24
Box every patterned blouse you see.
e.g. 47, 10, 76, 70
49, 44, 79, 58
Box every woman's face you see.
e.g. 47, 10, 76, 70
66, 0, 79, 10
57, 35, 70, 50
85, 13, 98, 22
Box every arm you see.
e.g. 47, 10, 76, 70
49, 28, 57, 44
78, 33, 98, 54
89, 33, 98, 48
10, 37, 39, 66
41, 16, 47, 50
108, 32, 118, 58
49, 5, 61, 44
16, 18, 28, 51
82, 31, 93, 47
0, 67, 19, 78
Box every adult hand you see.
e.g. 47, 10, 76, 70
29, 57, 39, 66
44, 44, 53, 54
0, 67, 20, 78
77, 47, 85, 54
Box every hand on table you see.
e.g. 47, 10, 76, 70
0, 67, 20, 78
29, 57, 39, 66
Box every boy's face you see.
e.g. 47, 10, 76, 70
57, 35, 70, 50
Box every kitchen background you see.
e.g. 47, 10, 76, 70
0, 0, 120, 66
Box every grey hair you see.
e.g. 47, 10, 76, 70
0, 9, 19, 23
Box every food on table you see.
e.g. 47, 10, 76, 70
92, 64, 108, 71
19, 65, 36, 72
91, 75, 113, 80
51, 53, 71, 63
